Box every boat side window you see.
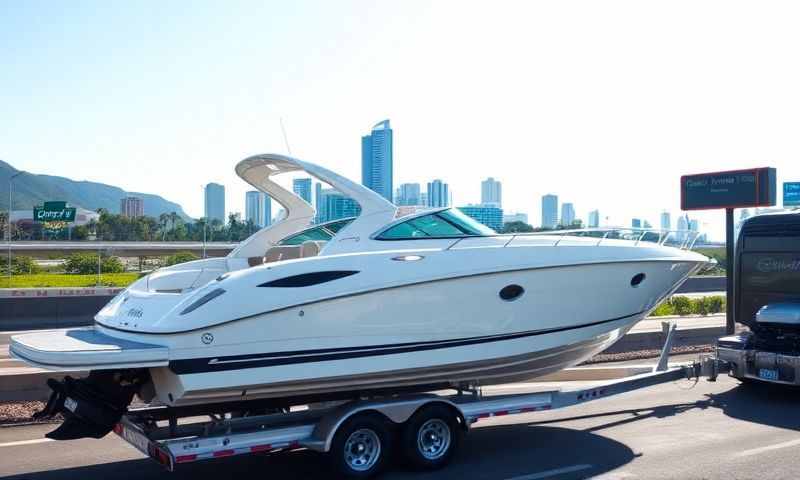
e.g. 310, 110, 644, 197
278, 218, 355, 246
279, 226, 332, 246
378, 212, 469, 239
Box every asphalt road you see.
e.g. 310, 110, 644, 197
1, 374, 799, 480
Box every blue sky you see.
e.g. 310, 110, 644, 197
2, 1, 800, 240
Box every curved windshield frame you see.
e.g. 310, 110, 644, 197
376, 208, 495, 240
278, 218, 355, 245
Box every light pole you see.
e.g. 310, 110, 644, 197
7, 171, 24, 281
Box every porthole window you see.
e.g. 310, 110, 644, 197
499, 284, 525, 301
630, 273, 646, 287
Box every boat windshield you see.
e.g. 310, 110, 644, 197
377, 208, 495, 240
278, 218, 355, 245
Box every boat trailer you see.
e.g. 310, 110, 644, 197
111, 321, 730, 478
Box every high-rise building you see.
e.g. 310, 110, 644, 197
204, 183, 225, 223
427, 180, 450, 208
262, 196, 272, 227
503, 212, 529, 225
119, 196, 143, 218
541, 194, 558, 229
361, 120, 393, 201
397, 183, 422, 206
560, 203, 575, 227
660, 211, 671, 231
588, 209, 600, 228
318, 189, 360, 223
643, 220, 653, 229
245, 191, 264, 227
631, 218, 642, 228
458, 205, 503, 232
293, 178, 312, 204
481, 178, 502, 207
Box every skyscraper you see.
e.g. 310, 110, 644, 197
481, 178, 502, 207
120, 196, 144, 218
427, 180, 450, 208
245, 191, 264, 227
397, 183, 422, 206
560, 203, 575, 227
262, 195, 271, 227
317, 188, 360, 223
361, 120, 393, 201
204, 183, 225, 223
458, 205, 503, 231
293, 178, 312, 204
660, 211, 671, 231
588, 209, 600, 228
631, 218, 642, 228
541, 194, 558, 229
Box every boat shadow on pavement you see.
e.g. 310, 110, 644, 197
2, 425, 635, 480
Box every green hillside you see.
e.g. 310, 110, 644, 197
0, 159, 191, 220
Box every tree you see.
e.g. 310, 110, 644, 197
64, 253, 124, 274
165, 251, 199, 266
501, 221, 534, 233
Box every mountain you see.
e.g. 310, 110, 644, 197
0, 159, 192, 220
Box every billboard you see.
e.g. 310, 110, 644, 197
33, 201, 76, 223
681, 168, 776, 211
784, 182, 800, 207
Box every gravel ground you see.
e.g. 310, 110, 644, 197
0, 401, 60, 426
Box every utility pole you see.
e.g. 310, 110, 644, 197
7, 171, 23, 281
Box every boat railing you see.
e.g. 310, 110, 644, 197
447, 228, 701, 250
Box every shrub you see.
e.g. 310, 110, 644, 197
165, 251, 199, 266
0, 256, 42, 275
64, 253, 124, 274
670, 296, 693, 316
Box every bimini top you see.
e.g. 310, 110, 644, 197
229, 154, 397, 258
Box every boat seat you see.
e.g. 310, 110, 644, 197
264, 245, 302, 263
300, 240, 326, 258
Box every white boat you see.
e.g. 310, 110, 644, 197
11, 153, 707, 440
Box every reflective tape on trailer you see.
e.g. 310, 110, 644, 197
172, 441, 302, 465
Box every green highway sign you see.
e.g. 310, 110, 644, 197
33, 201, 76, 223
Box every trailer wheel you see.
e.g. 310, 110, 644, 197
329, 413, 392, 478
401, 404, 462, 470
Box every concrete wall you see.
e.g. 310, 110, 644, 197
0, 296, 110, 331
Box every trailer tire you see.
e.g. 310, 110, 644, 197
400, 404, 462, 471
329, 412, 392, 478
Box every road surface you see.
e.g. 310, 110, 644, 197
0, 373, 798, 479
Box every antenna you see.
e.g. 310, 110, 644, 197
279, 117, 292, 155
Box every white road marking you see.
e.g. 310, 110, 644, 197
505, 464, 593, 480
0, 438, 53, 448
735, 438, 800, 457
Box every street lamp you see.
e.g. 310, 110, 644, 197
7, 170, 24, 281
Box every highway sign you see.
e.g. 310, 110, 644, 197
784, 182, 800, 207
33, 201, 76, 223
681, 168, 776, 211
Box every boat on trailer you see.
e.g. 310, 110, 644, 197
11, 153, 707, 442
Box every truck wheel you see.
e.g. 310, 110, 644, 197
401, 404, 462, 470
329, 413, 392, 478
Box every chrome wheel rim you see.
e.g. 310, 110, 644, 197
344, 428, 381, 472
417, 419, 451, 460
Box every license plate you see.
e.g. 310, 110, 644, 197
758, 368, 779, 381
119, 424, 152, 455
64, 397, 78, 413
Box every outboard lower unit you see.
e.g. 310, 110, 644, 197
717, 211, 800, 384
36, 371, 144, 440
